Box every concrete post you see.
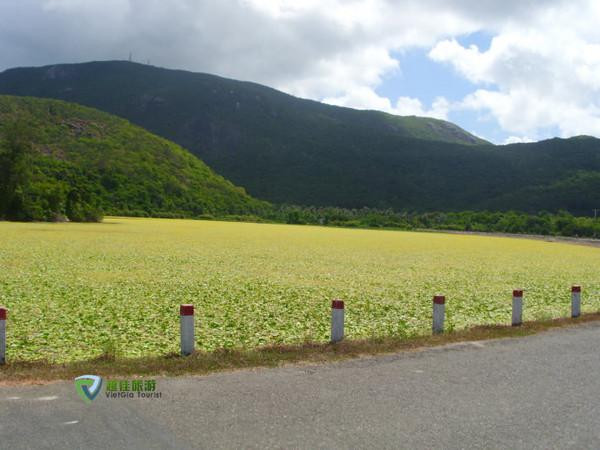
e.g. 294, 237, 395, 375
331, 300, 345, 343
432, 295, 445, 334
0, 307, 6, 365
512, 290, 523, 326
180, 304, 195, 356
572, 285, 581, 318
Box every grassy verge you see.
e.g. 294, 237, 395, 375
2, 312, 600, 385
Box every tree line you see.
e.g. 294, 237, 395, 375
262, 205, 600, 239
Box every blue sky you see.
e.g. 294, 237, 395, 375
376, 32, 560, 144
378, 31, 493, 105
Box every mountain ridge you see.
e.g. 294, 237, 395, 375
2, 61, 600, 215
0, 60, 488, 146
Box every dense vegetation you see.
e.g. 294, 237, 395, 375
2, 61, 600, 215
0, 96, 268, 221
267, 206, 600, 238
3, 217, 600, 362
0, 119, 103, 222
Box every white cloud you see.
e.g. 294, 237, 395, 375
503, 136, 536, 145
1, 0, 599, 139
394, 96, 450, 120
323, 87, 394, 113
323, 91, 450, 120
0, 0, 493, 103
429, 2, 600, 138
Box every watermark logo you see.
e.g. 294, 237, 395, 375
74, 375, 162, 402
74, 375, 103, 404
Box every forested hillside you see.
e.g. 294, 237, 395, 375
0, 96, 268, 221
1, 61, 600, 215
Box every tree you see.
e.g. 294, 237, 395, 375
0, 120, 34, 220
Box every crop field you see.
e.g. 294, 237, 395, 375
1, 217, 600, 363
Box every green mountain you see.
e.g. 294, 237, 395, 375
1, 61, 600, 215
0, 95, 268, 221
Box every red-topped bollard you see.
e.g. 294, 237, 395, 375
331, 300, 345, 343
512, 290, 523, 326
572, 286, 581, 318
0, 307, 6, 365
180, 304, 194, 356
432, 295, 445, 334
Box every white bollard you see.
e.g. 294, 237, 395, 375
180, 304, 195, 356
331, 300, 345, 343
432, 295, 445, 334
0, 307, 6, 365
512, 290, 523, 326
571, 285, 581, 318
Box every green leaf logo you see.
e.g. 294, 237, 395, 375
74, 375, 103, 404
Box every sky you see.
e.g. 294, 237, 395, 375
1, 0, 600, 144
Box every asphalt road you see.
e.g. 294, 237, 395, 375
2, 323, 600, 449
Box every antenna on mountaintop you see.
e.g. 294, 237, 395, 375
128, 52, 133, 62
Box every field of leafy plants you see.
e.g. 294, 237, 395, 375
1, 217, 599, 362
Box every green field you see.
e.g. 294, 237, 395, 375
1, 217, 599, 362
